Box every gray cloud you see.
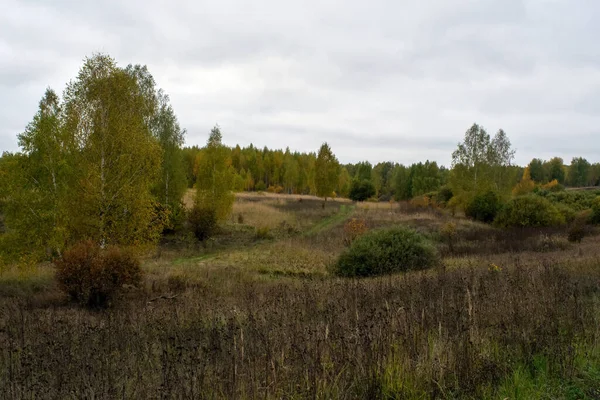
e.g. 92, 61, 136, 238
2, 0, 600, 166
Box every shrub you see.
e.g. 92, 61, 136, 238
189, 205, 217, 241
568, 221, 586, 243
237, 213, 244, 224
349, 179, 376, 202
591, 197, 600, 224
540, 191, 600, 211
554, 203, 576, 224
334, 227, 439, 277
436, 186, 454, 205
343, 218, 368, 246
267, 185, 284, 194
255, 226, 272, 240
55, 241, 142, 307
410, 195, 431, 208
465, 191, 501, 223
439, 222, 457, 253
494, 195, 565, 228
255, 181, 266, 192
541, 179, 564, 192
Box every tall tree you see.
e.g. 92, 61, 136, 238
2, 89, 72, 257
314, 142, 340, 201
567, 157, 591, 187
195, 125, 234, 221
544, 157, 565, 184
528, 158, 546, 183
450, 124, 515, 201
63, 55, 163, 247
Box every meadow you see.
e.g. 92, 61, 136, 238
1, 192, 600, 399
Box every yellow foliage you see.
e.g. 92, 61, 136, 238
512, 167, 535, 196
343, 218, 368, 245
541, 179, 560, 191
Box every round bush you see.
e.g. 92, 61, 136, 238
55, 240, 142, 307
494, 195, 565, 228
349, 179, 376, 202
465, 190, 501, 223
189, 205, 217, 240
334, 227, 439, 277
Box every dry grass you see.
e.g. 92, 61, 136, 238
232, 199, 297, 230
2, 196, 600, 398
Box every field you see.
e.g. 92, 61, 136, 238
1, 192, 600, 399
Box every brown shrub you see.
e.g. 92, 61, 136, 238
343, 218, 368, 245
55, 241, 142, 307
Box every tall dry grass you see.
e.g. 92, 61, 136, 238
1, 259, 599, 398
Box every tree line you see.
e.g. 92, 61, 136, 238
1, 53, 599, 261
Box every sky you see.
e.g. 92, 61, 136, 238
1, 0, 600, 167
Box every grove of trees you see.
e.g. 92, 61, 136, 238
1, 53, 600, 262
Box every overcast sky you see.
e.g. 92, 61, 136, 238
1, 0, 600, 166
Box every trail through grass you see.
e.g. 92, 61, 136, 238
303, 204, 355, 237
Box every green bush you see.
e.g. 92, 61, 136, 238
539, 190, 600, 211
349, 179, 376, 202
465, 190, 501, 223
255, 181, 266, 192
494, 195, 565, 228
554, 203, 576, 224
591, 197, 600, 224
55, 241, 142, 307
255, 226, 272, 240
435, 186, 454, 205
334, 227, 439, 277
189, 205, 217, 241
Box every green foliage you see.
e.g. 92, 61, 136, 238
334, 227, 439, 277
255, 226, 272, 240
495, 195, 565, 228
349, 179, 376, 202
567, 157, 591, 187
64, 58, 163, 247
195, 125, 235, 222
590, 197, 600, 224
55, 240, 142, 307
3, 55, 168, 257
337, 167, 351, 198
314, 142, 340, 199
554, 203, 577, 224
435, 186, 454, 204
255, 181, 266, 192
538, 190, 600, 211
410, 160, 442, 197
544, 157, 566, 184
528, 158, 547, 182
188, 205, 217, 241
465, 190, 502, 223
450, 124, 516, 198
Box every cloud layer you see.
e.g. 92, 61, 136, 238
2, 0, 600, 165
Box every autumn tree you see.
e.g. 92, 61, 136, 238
315, 142, 340, 201
195, 125, 235, 221
512, 167, 536, 196
126, 64, 187, 228
63, 55, 163, 247
2, 54, 167, 257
